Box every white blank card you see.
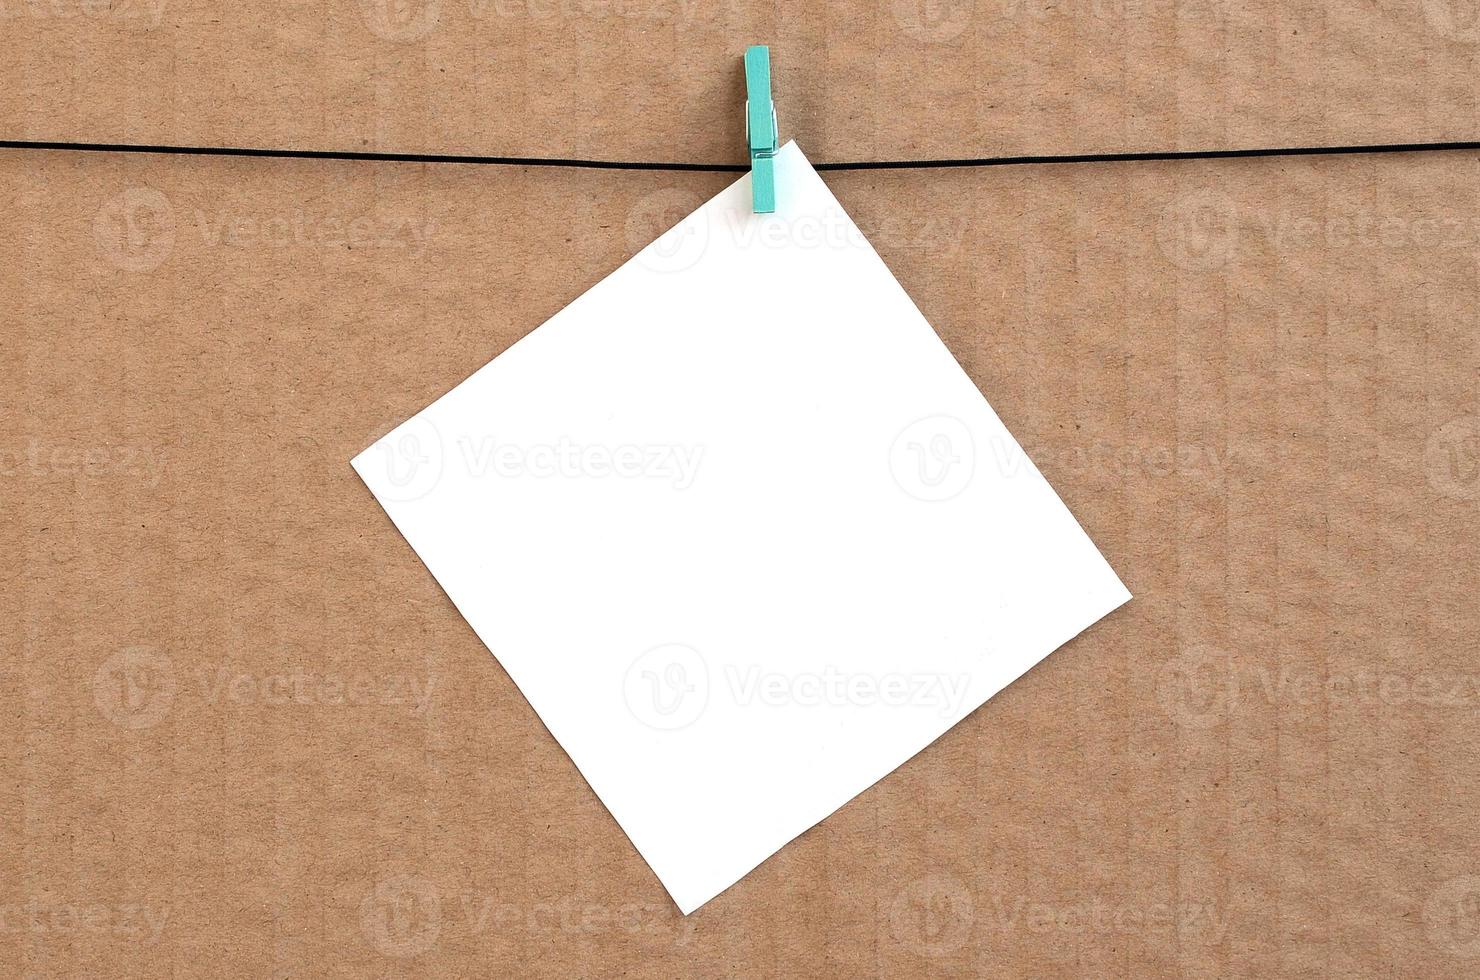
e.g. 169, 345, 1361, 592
353, 142, 1130, 914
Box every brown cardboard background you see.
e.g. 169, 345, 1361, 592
4, 6, 1480, 978
5, 0, 1480, 161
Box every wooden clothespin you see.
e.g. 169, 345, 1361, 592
744, 45, 778, 214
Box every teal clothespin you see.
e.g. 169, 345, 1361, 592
744, 45, 778, 214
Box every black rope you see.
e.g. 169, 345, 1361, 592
3, 138, 1480, 171
814, 140, 1480, 170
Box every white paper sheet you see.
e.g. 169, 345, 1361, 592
353, 142, 1130, 914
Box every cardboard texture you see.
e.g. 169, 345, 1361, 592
4, 4, 1480, 978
